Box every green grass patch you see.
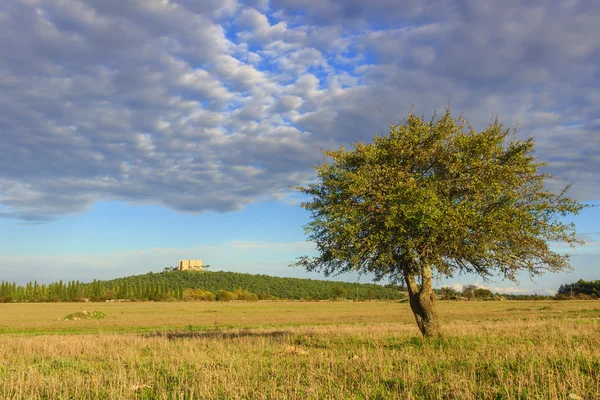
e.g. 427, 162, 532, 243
62, 311, 107, 321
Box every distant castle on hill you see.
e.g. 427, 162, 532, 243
178, 260, 202, 271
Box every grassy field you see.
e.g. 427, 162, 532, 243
0, 300, 598, 399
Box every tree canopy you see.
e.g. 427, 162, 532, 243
558, 279, 600, 298
295, 110, 586, 336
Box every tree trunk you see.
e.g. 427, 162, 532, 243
404, 264, 441, 338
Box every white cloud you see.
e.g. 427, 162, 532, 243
236, 7, 288, 42
0, 0, 598, 222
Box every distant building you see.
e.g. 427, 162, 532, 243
178, 260, 202, 271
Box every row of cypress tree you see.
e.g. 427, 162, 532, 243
0, 278, 186, 302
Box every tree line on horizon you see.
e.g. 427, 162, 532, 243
0, 272, 597, 303
0, 270, 405, 303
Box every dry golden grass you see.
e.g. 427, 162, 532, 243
0, 300, 598, 399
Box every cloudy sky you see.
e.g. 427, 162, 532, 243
1, 0, 598, 293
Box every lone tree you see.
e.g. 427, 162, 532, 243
295, 110, 585, 337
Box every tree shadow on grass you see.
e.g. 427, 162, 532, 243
143, 328, 290, 341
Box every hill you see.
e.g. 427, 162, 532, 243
1, 270, 405, 302
96, 270, 405, 301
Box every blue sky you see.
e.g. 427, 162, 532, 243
0, 0, 598, 294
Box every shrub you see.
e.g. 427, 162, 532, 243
62, 311, 107, 321
184, 289, 216, 301
474, 288, 493, 300
331, 285, 348, 300
150, 292, 172, 302
234, 289, 258, 301
104, 290, 116, 300
215, 290, 235, 302
439, 287, 458, 300
257, 293, 271, 300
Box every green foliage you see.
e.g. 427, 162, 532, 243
438, 286, 459, 300
474, 288, 493, 300
0, 279, 85, 302
295, 110, 585, 284
502, 293, 554, 300
184, 289, 216, 301
0, 271, 405, 303
215, 290, 235, 302
62, 311, 106, 321
462, 285, 477, 300
233, 289, 259, 301
557, 279, 600, 299
94, 270, 404, 301
331, 285, 348, 299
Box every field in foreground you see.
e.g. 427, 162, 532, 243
0, 301, 598, 399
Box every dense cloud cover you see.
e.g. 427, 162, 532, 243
1, 0, 598, 221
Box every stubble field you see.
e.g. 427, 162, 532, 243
0, 300, 598, 399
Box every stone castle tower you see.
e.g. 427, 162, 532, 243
178, 260, 202, 271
